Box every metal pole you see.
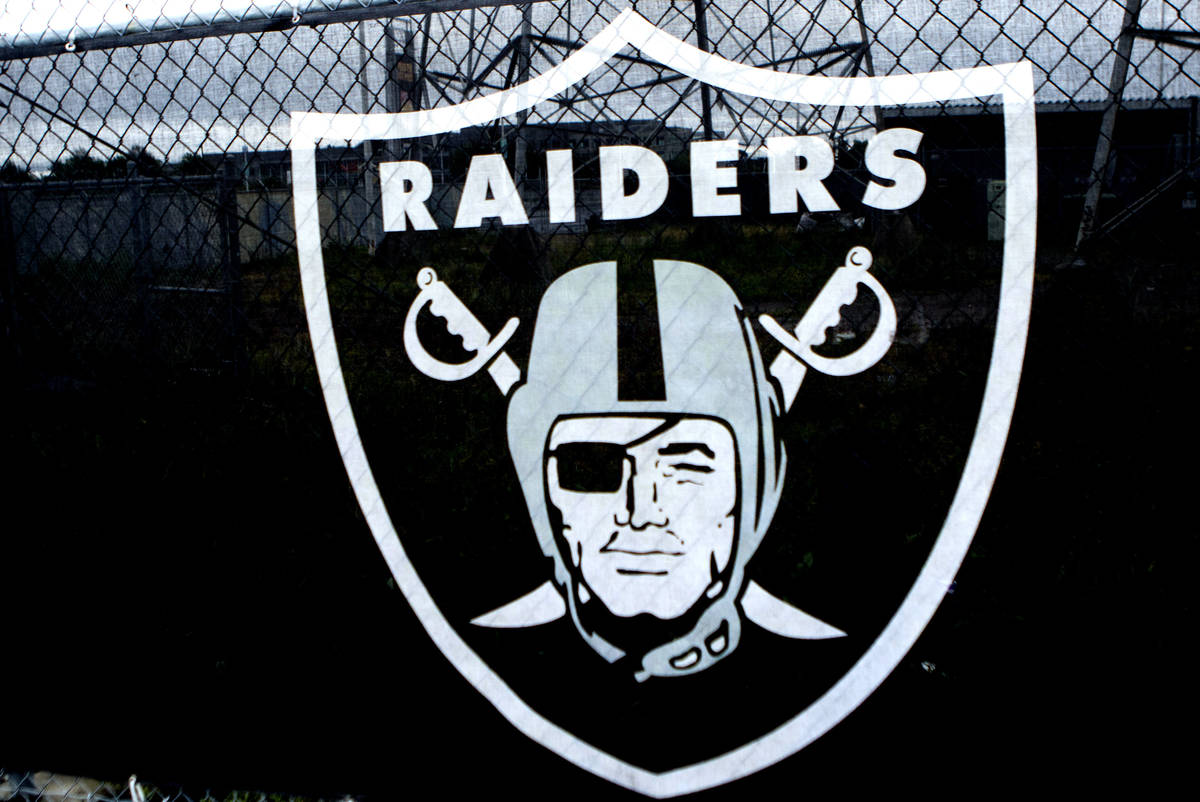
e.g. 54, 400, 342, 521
130, 164, 152, 354
385, 23, 399, 113
693, 0, 715, 140
418, 13, 432, 111
1076, 0, 1144, 248
513, 4, 532, 190
1190, 97, 1197, 166
853, 0, 882, 130
219, 162, 244, 376
0, 0, 541, 61
357, 20, 380, 252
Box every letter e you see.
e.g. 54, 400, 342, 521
691, 139, 741, 217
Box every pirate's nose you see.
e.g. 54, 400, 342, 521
623, 465, 668, 529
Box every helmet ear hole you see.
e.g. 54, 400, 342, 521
669, 648, 701, 670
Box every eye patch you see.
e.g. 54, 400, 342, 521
551, 442, 627, 493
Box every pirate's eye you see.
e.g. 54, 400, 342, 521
671, 462, 713, 473
552, 443, 626, 493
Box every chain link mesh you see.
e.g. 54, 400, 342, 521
3, 0, 1197, 379
2, 0, 1194, 795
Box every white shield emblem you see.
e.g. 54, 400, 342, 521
292, 8, 1035, 795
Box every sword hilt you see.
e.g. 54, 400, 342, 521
403, 267, 521, 393
761, 247, 897, 411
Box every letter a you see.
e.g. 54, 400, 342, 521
455, 154, 530, 228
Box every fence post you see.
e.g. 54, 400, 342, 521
219, 162, 244, 376
384, 20, 399, 161
513, 3, 532, 190
358, 19, 381, 252
0, 184, 18, 370
130, 164, 153, 357
692, 0, 715, 140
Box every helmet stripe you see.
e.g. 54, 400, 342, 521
616, 260, 667, 401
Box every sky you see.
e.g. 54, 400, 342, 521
1, 0, 1198, 168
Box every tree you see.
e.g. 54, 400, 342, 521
106, 145, 163, 177
48, 149, 105, 180
176, 152, 215, 175
0, 160, 31, 183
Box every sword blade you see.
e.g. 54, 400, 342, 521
741, 580, 846, 639
470, 580, 566, 628
471, 579, 847, 641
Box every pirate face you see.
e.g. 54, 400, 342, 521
506, 259, 787, 675
546, 415, 738, 621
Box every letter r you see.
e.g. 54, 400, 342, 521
766, 136, 839, 214
380, 161, 438, 231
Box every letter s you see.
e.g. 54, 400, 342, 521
862, 128, 926, 211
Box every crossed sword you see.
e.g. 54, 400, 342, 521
404, 247, 896, 641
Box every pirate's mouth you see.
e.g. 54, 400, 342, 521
600, 544, 683, 576
600, 545, 685, 556
600, 529, 684, 556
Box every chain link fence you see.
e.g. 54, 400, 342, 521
2, 0, 1197, 379
2, 0, 1196, 380
2, 0, 1195, 796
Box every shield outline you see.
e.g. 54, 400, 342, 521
290, 8, 1037, 796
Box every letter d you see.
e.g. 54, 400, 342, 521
599, 145, 669, 221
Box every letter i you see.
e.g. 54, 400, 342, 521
546, 149, 576, 224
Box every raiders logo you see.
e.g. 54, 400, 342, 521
292, 8, 1036, 795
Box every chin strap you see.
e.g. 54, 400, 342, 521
634, 600, 740, 682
